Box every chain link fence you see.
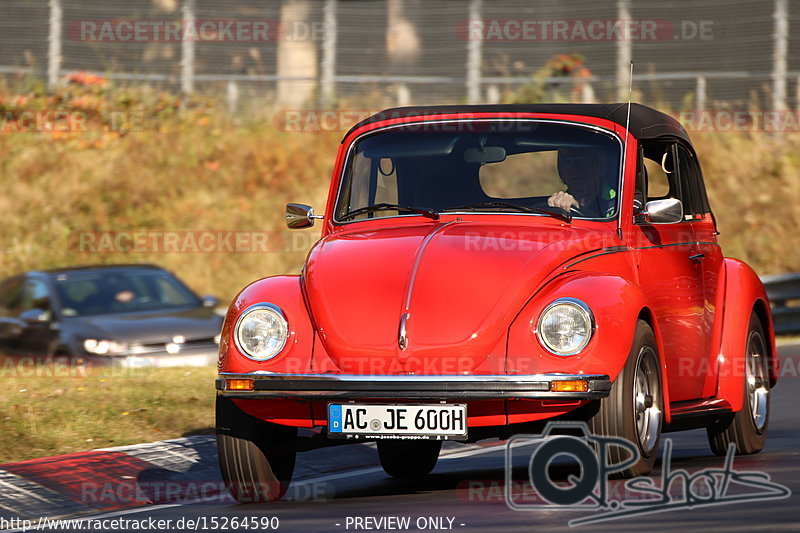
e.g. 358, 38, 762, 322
0, 0, 798, 114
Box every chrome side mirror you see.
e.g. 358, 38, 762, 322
285, 203, 323, 229
642, 198, 683, 224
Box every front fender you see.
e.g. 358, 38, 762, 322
218, 275, 315, 374
715, 259, 777, 412
506, 270, 672, 421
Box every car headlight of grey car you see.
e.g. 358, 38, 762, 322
83, 339, 129, 355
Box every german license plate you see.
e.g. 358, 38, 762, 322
327, 403, 467, 439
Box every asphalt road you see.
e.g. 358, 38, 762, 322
53, 345, 800, 532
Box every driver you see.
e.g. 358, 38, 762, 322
547, 148, 616, 217
106, 278, 138, 307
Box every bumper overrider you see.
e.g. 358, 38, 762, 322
215, 372, 612, 400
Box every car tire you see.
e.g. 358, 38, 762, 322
588, 319, 663, 478
707, 312, 770, 456
216, 396, 297, 502
377, 439, 442, 479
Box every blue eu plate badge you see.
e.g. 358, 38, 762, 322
328, 404, 343, 433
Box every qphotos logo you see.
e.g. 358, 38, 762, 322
504, 422, 790, 526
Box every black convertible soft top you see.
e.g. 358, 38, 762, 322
343, 103, 689, 144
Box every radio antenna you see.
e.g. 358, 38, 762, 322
618, 59, 634, 239
623, 60, 634, 153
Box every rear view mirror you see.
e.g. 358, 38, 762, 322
464, 146, 506, 164
643, 198, 683, 224
202, 295, 220, 308
286, 203, 323, 229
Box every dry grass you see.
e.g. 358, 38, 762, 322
0, 363, 217, 463
693, 131, 800, 274
0, 83, 336, 302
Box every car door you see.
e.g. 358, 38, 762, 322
17, 276, 59, 356
629, 142, 708, 402
675, 144, 724, 397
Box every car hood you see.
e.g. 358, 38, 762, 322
74, 306, 223, 344
303, 219, 614, 374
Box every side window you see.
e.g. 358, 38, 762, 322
641, 142, 679, 201
374, 158, 399, 205
21, 279, 52, 313
643, 157, 672, 199
637, 142, 683, 222
676, 145, 710, 218
0, 277, 24, 317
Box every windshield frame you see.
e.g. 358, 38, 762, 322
332, 118, 625, 226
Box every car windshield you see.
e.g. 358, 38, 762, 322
335, 121, 621, 222
52, 269, 201, 317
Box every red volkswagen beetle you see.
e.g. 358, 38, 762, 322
215, 104, 777, 502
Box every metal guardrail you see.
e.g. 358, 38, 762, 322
762, 274, 800, 335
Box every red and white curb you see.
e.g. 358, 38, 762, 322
0, 436, 222, 519
0, 435, 504, 521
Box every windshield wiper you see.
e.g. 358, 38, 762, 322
341, 202, 440, 221
443, 202, 571, 223
532, 206, 572, 223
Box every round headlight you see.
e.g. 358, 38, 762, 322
536, 298, 594, 356
234, 304, 289, 361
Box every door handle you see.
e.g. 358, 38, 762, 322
689, 253, 705, 263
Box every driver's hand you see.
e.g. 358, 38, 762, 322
547, 191, 579, 212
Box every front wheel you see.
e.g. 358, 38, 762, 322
588, 320, 663, 477
377, 439, 442, 478
707, 312, 770, 456
216, 396, 297, 502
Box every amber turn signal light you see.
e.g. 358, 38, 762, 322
226, 378, 255, 391
550, 380, 588, 392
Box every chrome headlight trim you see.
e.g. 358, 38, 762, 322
535, 297, 596, 356
234, 303, 289, 361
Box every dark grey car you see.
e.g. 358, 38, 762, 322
0, 264, 223, 367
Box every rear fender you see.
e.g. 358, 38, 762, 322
506, 271, 672, 421
715, 259, 777, 411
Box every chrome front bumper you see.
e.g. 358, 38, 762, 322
215, 372, 612, 400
